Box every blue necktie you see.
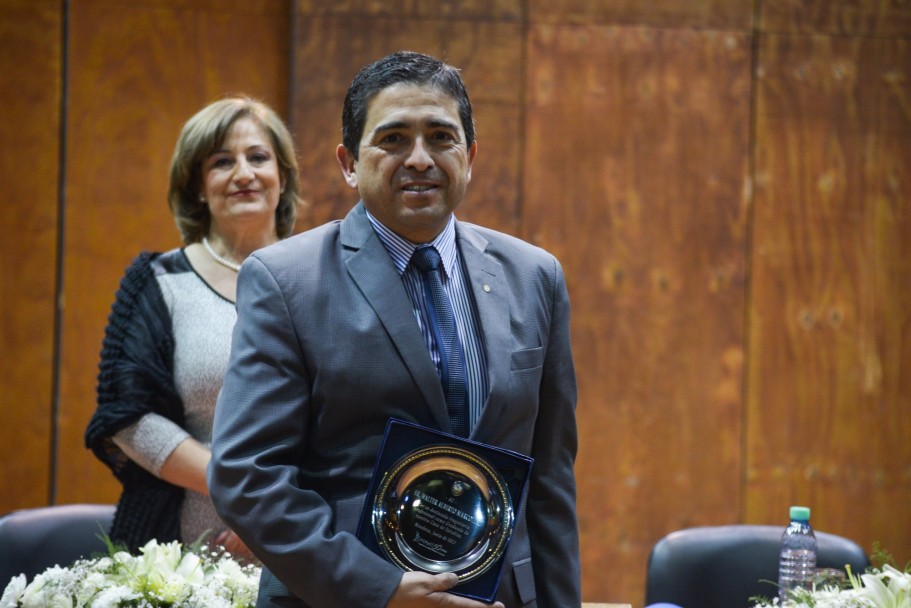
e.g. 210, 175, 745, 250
412, 246, 469, 437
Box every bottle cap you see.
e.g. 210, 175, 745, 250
790, 506, 811, 521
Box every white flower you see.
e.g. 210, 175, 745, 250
881, 565, 911, 594
19, 570, 57, 608
182, 585, 234, 608
0, 575, 26, 608
753, 564, 911, 608
858, 565, 911, 608
139, 539, 183, 577
0, 536, 259, 608
175, 551, 204, 584
91, 585, 139, 608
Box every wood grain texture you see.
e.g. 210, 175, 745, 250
0, 0, 61, 513
525, 24, 752, 604
291, 12, 523, 235
749, 30, 911, 568
295, 0, 521, 20
55, 0, 290, 504
761, 0, 911, 36
1, 1, 908, 605
529, 0, 754, 29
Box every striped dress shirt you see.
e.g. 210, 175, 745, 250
366, 211, 490, 431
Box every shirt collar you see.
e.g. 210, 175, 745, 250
366, 209, 459, 279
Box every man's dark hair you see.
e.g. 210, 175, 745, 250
341, 51, 475, 160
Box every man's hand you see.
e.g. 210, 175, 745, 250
386, 571, 505, 608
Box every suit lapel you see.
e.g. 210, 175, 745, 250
341, 204, 451, 431
457, 224, 511, 442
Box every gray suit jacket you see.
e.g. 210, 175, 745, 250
209, 203, 580, 607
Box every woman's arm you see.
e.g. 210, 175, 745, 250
113, 414, 253, 557
159, 436, 211, 495
112, 413, 211, 495
112, 413, 209, 495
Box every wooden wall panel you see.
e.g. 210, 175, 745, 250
0, 0, 906, 605
749, 31, 911, 567
761, 0, 911, 36
56, 0, 290, 503
291, 3, 523, 235
295, 0, 521, 20
525, 24, 752, 604
0, 0, 61, 513
529, 0, 754, 29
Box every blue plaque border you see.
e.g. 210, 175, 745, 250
356, 418, 534, 602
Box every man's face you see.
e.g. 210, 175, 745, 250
337, 82, 477, 244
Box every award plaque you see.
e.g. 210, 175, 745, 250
356, 419, 533, 602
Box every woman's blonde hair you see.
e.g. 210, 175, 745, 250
167, 97, 301, 243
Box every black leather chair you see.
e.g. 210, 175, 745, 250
0, 504, 116, 585
645, 524, 870, 608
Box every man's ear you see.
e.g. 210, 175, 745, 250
336, 144, 358, 189
466, 140, 478, 184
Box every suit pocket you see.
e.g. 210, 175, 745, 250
512, 557, 537, 605
511, 346, 544, 372
332, 494, 367, 534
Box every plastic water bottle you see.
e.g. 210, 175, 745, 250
778, 505, 817, 603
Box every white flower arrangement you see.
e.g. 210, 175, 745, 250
0, 538, 259, 608
752, 563, 911, 608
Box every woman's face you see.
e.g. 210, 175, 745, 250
200, 116, 284, 235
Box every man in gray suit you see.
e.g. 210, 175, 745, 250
209, 51, 580, 608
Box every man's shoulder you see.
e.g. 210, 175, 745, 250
255, 220, 344, 262
458, 221, 556, 263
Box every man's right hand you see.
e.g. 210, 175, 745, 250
386, 571, 505, 608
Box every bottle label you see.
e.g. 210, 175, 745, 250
779, 548, 817, 598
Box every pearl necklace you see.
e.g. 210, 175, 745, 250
202, 237, 242, 272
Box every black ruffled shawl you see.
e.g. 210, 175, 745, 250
84, 251, 185, 551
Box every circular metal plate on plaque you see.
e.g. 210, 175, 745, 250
371, 445, 514, 581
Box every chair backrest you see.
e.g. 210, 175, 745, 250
645, 524, 870, 608
0, 504, 116, 586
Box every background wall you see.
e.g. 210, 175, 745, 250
1, 0, 908, 606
